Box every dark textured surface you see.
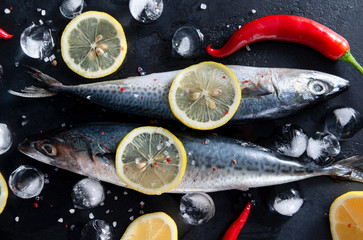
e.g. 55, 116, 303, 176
0, 0, 362, 239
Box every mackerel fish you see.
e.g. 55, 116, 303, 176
9, 65, 349, 122
18, 123, 363, 193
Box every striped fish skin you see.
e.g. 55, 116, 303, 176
18, 123, 339, 193
11, 65, 349, 123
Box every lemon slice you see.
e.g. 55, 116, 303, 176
121, 212, 178, 240
61, 11, 127, 79
329, 191, 363, 240
168, 61, 241, 130
0, 172, 8, 215
115, 126, 187, 195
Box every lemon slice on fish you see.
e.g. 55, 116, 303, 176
329, 191, 363, 240
0, 172, 8, 215
121, 212, 178, 240
115, 126, 187, 195
61, 11, 127, 79
168, 61, 241, 130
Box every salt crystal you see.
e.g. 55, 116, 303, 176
246, 45, 251, 51
58, 218, 63, 223
123, 191, 128, 195
128, 208, 133, 212
41, 10, 46, 16
37, 8, 41, 12
200, 3, 207, 10
39, 20, 44, 25
129, 216, 134, 221
15, 216, 20, 222
107, 190, 112, 195
4, 8, 11, 14
114, 196, 118, 200
106, 209, 110, 214
113, 221, 117, 227
61, 123, 66, 128
69, 209, 75, 214
89, 213, 94, 219
251, 9, 257, 14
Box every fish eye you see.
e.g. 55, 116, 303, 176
309, 80, 327, 95
41, 143, 57, 156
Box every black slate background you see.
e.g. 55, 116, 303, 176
0, 0, 362, 239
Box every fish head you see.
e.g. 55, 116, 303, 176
274, 70, 350, 104
18, 137, 86, 174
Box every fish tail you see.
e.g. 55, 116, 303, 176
329, 155, 363, 183
8, 65, 63, 98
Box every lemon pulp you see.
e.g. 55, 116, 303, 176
121, 212, 178, 240
169, 61, 241, 130
61, 11, 127, 79
330, 191, 363, 240
115, 127, 186, 195
0, 172, 8, 215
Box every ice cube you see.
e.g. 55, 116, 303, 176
274, 124, 308, 158
172, 26, 204, 58
8, 165, 45, 199
59, 0, 85, 19
180, 192, 215, 225
81, 219, 114, 240
306, 132, 340, 163
71, 178, 105, 209
129, 0, 163, 23
272, 188, 303, 216
20, 23, 55, 60
0, 123, 12, 155
324, 107, 362, 139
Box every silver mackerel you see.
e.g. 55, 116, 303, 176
19, 123, 363, 193
9, 65, 349, 122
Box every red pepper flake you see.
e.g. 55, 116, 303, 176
106, 146, 109, 150
154, 161, 157, 166
65, 224, 68, 228
218, 166, 222, 169
212, 132, 218, 136
348, 223, 351, 228
10, 7, 13, 10
111, 136, 114, 139
153, 79, 157, 81
125, 167, 128, 171
212, 168, 216, 171
232, 159, 237, 165
150, 120, 156, 125
50, 204, 54, 208
270, 150, 274, 155
242, 80, 249, 84
121, 46, 125, 51
202, 141, 205, 145
140, 205, 144, 209
166, 158, 171, 163
222, 76, 226, 79
160, 141, 163, 143
140, 96, 143, 99
40, 130, 43, 134
101, 132, 105, 135
34, 72, 39, 76
224, 111, 229, 114
120, 87, 126, 91
261, 75, 264, 78
33, 202, 39, 208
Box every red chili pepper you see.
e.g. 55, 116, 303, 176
0, 27, 13, 39
207, 15, 363, 75
221, 202, 251, 240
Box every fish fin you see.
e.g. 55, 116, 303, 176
241, 82, 273, 97
8, 86, 57, 98
330, 155, 363, 183
8, 65, 63, 98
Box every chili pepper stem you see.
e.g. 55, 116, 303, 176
339, 50, 363, 75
